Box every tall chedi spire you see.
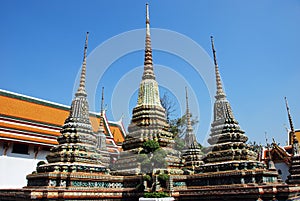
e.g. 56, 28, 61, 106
286, 97, 300, 184
194, 36, 279, 186
182, 87, 203, 172
45, 32, 107, 170
115, 4, 181, 175
136, 3, 161, 106
199, 36, 264, 172
205, 36, 249, 149
142, 3, 155, 81
124, 3, 173, 149
27, 33, 108, 189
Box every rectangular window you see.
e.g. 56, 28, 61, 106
12, 143, 29, 155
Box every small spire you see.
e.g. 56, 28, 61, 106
101, 87, 105, 116
76, 32, 89, 97
285, 97, 295, 134
142, 3, 155, 80
184, 87, 198, 147
97, 86, 107, 151
99, 87, 105, 133
185, 87, 193, 134
285, 97, 298, 145
210, 36, 226, 99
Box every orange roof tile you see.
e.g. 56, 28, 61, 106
0, 90, 125, 149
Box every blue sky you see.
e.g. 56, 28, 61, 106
1, 0, 299, 146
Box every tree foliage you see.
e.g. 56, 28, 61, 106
170, 113, 199, 139
138, 140, 167, 174
160, 92, 202, 151
160, 92, 177, 123
142, 140, 160, 154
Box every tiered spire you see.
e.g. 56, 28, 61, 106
184, 87, 197, 147
211, 36, 226, 100
115, 4, 181, 175
99, 87, 105, 133
97, 87, 108, 151
182, 87, 203, 171
136, 3, 161, 107
196, 36, 278, 186
124, 3, 173, 148
44, 32, 106, 170
76, 32, 89, 97
142, 3, 155, 80
202, 36, 257, 167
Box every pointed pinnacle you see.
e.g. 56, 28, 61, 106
285, 97, 297, 144
76, 32, 89, 97
98, 86, 105, 133
101, 87, 104, 115
185, 87, 193, 132
146, 3, 150, 26
210, 36, 226, 99
145, 3, 150, 36
142, 3, 155, 80
285, 97, 295, 133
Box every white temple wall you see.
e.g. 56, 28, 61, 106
0, 142, 47, 188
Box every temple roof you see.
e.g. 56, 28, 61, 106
0, 89, 125, 153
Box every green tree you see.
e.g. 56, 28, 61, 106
169, 113, 199, 139
138, 140, 167, 174
142, 140, 160, 154
160, 92, 202, 151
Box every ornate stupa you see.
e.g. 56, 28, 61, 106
182, 87, 204, 171
286, 97, 300, 184
122, 4, 174, 150
194, 36, 279, 185
114, 4, 181, 175
26, 32, 109, 188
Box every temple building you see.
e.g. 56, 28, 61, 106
0, 88, 125, 188
261, 97, 300, 183
1, 3, 300, 201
